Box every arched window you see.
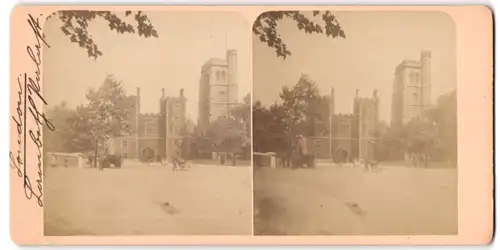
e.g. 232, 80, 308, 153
410, 71, 420, 85
221, 71, 227, 82
215, 71, 221, 81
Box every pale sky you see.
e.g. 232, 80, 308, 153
253, 11, 457, 123
43, 11, 251, 122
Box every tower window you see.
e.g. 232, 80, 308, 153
216, 71, 226, 82
410, 72, 420, 85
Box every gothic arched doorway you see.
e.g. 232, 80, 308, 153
334, 148, 349, 163
142, 148, 155, 163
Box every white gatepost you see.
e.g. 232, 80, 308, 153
270, 155, 276, 169
77, 154, 83, 168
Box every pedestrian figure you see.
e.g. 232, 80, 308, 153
98, 155, 104, 171
421, 154, 428, 168
171, 140, 184, 171
411, 153, 418, 168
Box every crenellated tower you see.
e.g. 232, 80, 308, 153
421, 50, 432, 112
391, 50, 432, 126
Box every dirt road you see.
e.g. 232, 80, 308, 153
253, 165, 457, 235
44, 164, 252, 235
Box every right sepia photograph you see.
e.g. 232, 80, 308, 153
252, 11, 457, 235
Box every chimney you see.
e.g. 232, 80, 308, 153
162, 88, 165, 99
330, 87, 335, 116
373, 89, 378, 99
136, 87, 141, 113
180, 88, 184, 97
356, 89, 359, 99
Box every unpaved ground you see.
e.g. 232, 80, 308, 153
253, 164, 457, 235
44, 163, 252, 235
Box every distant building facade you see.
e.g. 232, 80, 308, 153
108, 88, 186, 162
309, 87, 379, 163
391, 50, 432, 127
198, 49, 238, 131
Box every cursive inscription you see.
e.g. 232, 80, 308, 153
9, 14, 54, 208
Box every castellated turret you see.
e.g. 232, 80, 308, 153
391, 50, 433, 126
421, 50, 432, 108
226, 49, 238, 104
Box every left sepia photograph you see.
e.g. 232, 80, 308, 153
42, 11, 252, 235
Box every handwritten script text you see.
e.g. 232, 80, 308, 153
10, 14, 54, 208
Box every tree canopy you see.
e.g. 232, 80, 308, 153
253, 75, 324, 154
85, 75, 132, 144
252, 101, 289, 153
203, 95, 251, 155
51, 10, 344, 60
377, 90, 457, 163
48, 11, 159, 59
43, 102, 74, 153
253, 11, 346, 59
425, 90, 457, 162
280, 74, 323, 138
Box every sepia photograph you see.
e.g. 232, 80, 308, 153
42, 11, 252, 235
252, 11, 458, 235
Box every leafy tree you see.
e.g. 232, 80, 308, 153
400, 116, 437, 165
206, 115, 248, 165
267, 103, 290, 153
47, 11, 159, 59
376, 122, 404, 161
43, 102, 74, 153
65, 105, 97, 153
253, 11, 346, 59
231, 93, 251, 134
186, 125, 212, 159
426, 90, 457, 163
84, 75, 133, 164
253, 75, 323, 162
280, 74, 323, 140
252, 101, 289, 154
252, 101, 271, 153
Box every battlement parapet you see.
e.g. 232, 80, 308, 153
165, 96, 186, 102
355, 97, 377, 103
201, 58, 228, 72
333, 113, 355, 120
421, 50, 432, 58
139, 113, 162, 119
395, 59, 422, 73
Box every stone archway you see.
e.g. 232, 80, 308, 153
334, 148, 349, 163
142, 148, 155, 163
